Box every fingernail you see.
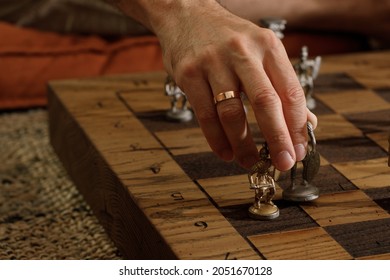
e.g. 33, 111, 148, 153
294, 144, 306, 161
275, 150, 295, 171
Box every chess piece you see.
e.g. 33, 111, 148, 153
248, 144, 279, 220
260, 18, 287, 39
282, 122, 320, 202
294, 46, 322, 110
164, 75, 193, 122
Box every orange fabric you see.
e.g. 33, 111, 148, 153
0, 22, 369, 110
0, 22, 164, 110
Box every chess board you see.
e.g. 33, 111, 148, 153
48, 50, 390, 260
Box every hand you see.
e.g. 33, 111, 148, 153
154, 2, 316, 171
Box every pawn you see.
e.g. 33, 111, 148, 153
164, 76, 193, 122
248, 144, 279, 220
282, 122, 320, 202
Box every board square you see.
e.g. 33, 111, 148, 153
220, 200, 317, 237
198, 175, 283, 207
374, 87, 390, 102
155, 127, 211, 156
315, 114, 362, 140
301, 190, 390, 227
315, 73, 365, 93
317, 137, 388, 163
344, 109, 390, 134
316, 90, 390, 114
325, 218, 390, 259
367, 132, 390, 150
174, 152, 247, 180
248, 227, 352, 259
332, 157, 390, 190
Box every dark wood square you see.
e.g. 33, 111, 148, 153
174, 152, 247, 180
325, 218, 390, 258
315, 73, 365, 93
220, 200, 318, 237
317, 137, 388, 163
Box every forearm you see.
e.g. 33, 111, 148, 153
223, 0, 390, 41
104, 0, 223, 36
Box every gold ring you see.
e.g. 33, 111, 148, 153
214, 91, 240, 104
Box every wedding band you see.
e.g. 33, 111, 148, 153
214, 91, 240, 104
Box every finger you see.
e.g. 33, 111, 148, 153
174, 65, 234, 162
236, 63, 296, 171
208, 68, 259, 169
307, 108, 318, 129
263, 44, 309, 162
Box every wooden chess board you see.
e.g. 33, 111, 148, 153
48, 51, 390, 260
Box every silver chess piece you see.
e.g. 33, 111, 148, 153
260, 18, 287, 39
248, 144, 279, 220
294, 46, 322, 110
282, 122, 320, 202
164, 76, 193, 122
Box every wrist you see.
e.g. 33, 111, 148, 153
106, 0, 222, 35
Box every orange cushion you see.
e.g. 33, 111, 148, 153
0, 22, 164, 110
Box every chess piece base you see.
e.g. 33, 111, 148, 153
166, 109, 193, 122
282, 182, 319, 202
248, 203, 279, 220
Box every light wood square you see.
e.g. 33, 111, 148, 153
332, 157, 390, 190
301, 190, 390, 227
357, 253, 390, 260
349, 67, 390, 89
198, 175, 283, 207
316, 90, 390, 114
316, 114, 362, 140
156, 127, 212, 155
248, 227, 352, 259
367, 132, 390, 151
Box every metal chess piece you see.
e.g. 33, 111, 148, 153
283, 122, 320, 202
248, 144, 280, 220
164, 76, 193, 122
294, 46, 322, 110
260, 18, 287, 39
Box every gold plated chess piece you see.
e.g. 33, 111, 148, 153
282, 122, 320, 202
248, 144, 279, 220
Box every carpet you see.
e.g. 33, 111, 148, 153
0, 109, 122, 259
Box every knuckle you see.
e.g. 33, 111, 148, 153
267, 131, 290, 146
290, 125, 307, 138
281, 86, 305, 105
259, 28, 281, 49
175, 58, 200, 82
218, 103, 244, 122
252, 88, 280, 109
227, 35, 250, 56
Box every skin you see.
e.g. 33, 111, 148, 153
104, 0, 319, 171
223, 0, 390, 47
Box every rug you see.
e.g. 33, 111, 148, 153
0, 109, 122, 259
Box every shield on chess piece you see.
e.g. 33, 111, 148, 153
302, 150, 320, 183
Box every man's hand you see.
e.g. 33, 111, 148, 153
106, 0, 317, 171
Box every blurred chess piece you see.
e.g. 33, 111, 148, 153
260, 18, 287, 39
294, 46, 322, 110
282, 122, 320, 202
164, 75, 193, 122
248, 144, 279, 220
